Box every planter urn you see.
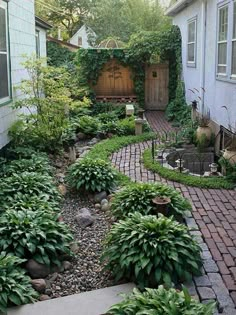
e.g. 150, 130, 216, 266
196, 126, 212, 142
152, 196, 171, 216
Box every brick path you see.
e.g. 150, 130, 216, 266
111, 111, 236, 308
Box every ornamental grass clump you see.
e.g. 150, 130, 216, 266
67, 158, 118, 192
102, 213, 202, 288
110, 182, 191, 219
106, 286, 215, 315
0, 210, 73, 266
0, 253, 38, 313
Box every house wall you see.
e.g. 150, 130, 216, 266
69, 25, 94, 48
0, 0, 36, 149
172, 0, 236, 130
36, 26, 47, 57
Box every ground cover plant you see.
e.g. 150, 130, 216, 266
102, 213, 202, 288
67, 158, 118, 192
106, 286, 215, 315
0, 253, 38, 313
0, 210, 73, 266
143, 149, 234, 189
0, 172, 61, 210
110, 182, 191, 219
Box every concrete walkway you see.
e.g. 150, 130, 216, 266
111, 111, 236, 307
8, 283, 135, 315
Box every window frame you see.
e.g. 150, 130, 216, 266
0, 0, 11, 105
35, 29, 40, 58
217, 4, 229, 77
187, 16, 197, 68
231, 0, 236, 78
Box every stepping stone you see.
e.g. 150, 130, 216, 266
8, 283, 136, 315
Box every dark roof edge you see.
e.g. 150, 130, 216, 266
35, 16, 52, 30
47, 36, 80, 49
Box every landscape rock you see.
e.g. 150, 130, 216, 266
101, 203, 110, 212
100, 199, 108, 206
31, 279, 47, 293
48, 272, 58, 283
26, 259, 51, 279
62, 261, 73, 271
56, 173, 65, 183
70, 243, 79, 254
94, 191, 107, 203
94, 203, 101, 209
58, 184, 67, 196
75, 208, 95, 228
39, 294, 51, 301
77, 132, 87, 140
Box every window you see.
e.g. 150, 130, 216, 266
187, 18, 197, 66
0, 1, 10, 103
217, 5, 228, 75
78, 36, 82, 46
232, 2, 236, 76
35, 30, 40, 58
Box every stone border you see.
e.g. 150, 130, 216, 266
184, 212, 235, 314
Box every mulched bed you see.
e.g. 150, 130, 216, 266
46, 193, 115, 298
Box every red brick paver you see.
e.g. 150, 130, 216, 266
111, 111, 236, 305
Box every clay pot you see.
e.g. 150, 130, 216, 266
223, 148, 236, 165
152, 196, 171, 216
196, 126, 212, 142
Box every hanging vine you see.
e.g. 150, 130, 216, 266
77, 25, 182, 107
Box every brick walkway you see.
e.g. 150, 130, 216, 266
111, 111, 236, 308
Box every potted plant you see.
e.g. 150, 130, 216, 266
222, 106, 236, 165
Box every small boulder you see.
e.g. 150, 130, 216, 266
101, 203, 110, 212
101, 199, 108, 206
77, 132, 87, 140
75, 208, 95, 228
31, 279, 46, 293
25, 259, 50, 279
62, 261, 72, 271
39, 295, 51, 301
56, 173, 65, 183
70, 243, 79, 254
58, 184, 67, 196
94, 191, 107, 203
94, 203, 101, 209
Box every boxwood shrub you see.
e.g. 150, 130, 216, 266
0, 253, 38, 313
107, 286, 215, 315
111, 182, 191, 219
67, 158, 118, 192
0, 210, 73, 266
102, 213, 202, 288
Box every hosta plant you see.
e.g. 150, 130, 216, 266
0, 210, 73, 266
107, 286, 215, 315
0, 253, 38, 313
102, 213, 202, 288
67, 158, 117, 192
111, 182, 191, 219
0, 172, 61, 209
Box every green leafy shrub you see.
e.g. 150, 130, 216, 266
91, 102, 125, 117
102, 213, 202, 288
111, 182, 191, 219
117, 117, 135, 135
0, 172, 61, 210
107, 286, 215, 315
76, 115, 100, 136
0, 210, 73, 266
47, 41, 75, 67
0, 155, 54, 177
219, 157, 236, 183
67, 158, 117, 192
0, 253, 38, 313
97, 112, 118, 124
100, 121, 121, 136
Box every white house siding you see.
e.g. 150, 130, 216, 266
172, 0, 236, 129
0, 0, 36, 149
69, 25, 95, 48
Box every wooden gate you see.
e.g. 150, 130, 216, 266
145, 64, 169, 110
93, 59, 135, 98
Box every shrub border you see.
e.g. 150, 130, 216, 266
143, 148, 234, 190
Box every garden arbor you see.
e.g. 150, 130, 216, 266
77, 26, 182, 108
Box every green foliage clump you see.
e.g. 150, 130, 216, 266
76, 115, 100, 136
0, 254, 38, 313
67, 158, 118, 192
219, 157, 236, 183
102, 213, 202, 287
0, 172, 61, 210
111, 182, 191, 219
107, 286, 215, 315
143, 149, 234, 189
47, 41, 75, 67
0, 210, 73, 266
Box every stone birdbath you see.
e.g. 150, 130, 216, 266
152, 196, 171, 216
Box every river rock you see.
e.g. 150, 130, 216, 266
62, 261, 73, 271
101, 203, 110, 212
39, 295, 51, 301
94, 191, 107, 203
70, 243, 79, 254
75, 208, 95, 228
26, 259, 50, 279
58, 184, 67, 196
100, 199, 108, 206
94, 203, 101, 209
31, 279, 46, 293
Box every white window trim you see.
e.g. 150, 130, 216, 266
187, 16, 197, 67
0, 1, 11, 104
217, 4, 229, 77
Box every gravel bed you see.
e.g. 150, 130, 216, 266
47, 194, 115, 298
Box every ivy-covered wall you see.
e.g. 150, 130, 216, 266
77, 26, 182, 107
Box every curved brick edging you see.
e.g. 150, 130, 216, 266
110, 111, 236, 314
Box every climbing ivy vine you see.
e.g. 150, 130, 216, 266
77, 25, 182, 106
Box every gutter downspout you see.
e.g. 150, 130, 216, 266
200, 0, 207, 114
